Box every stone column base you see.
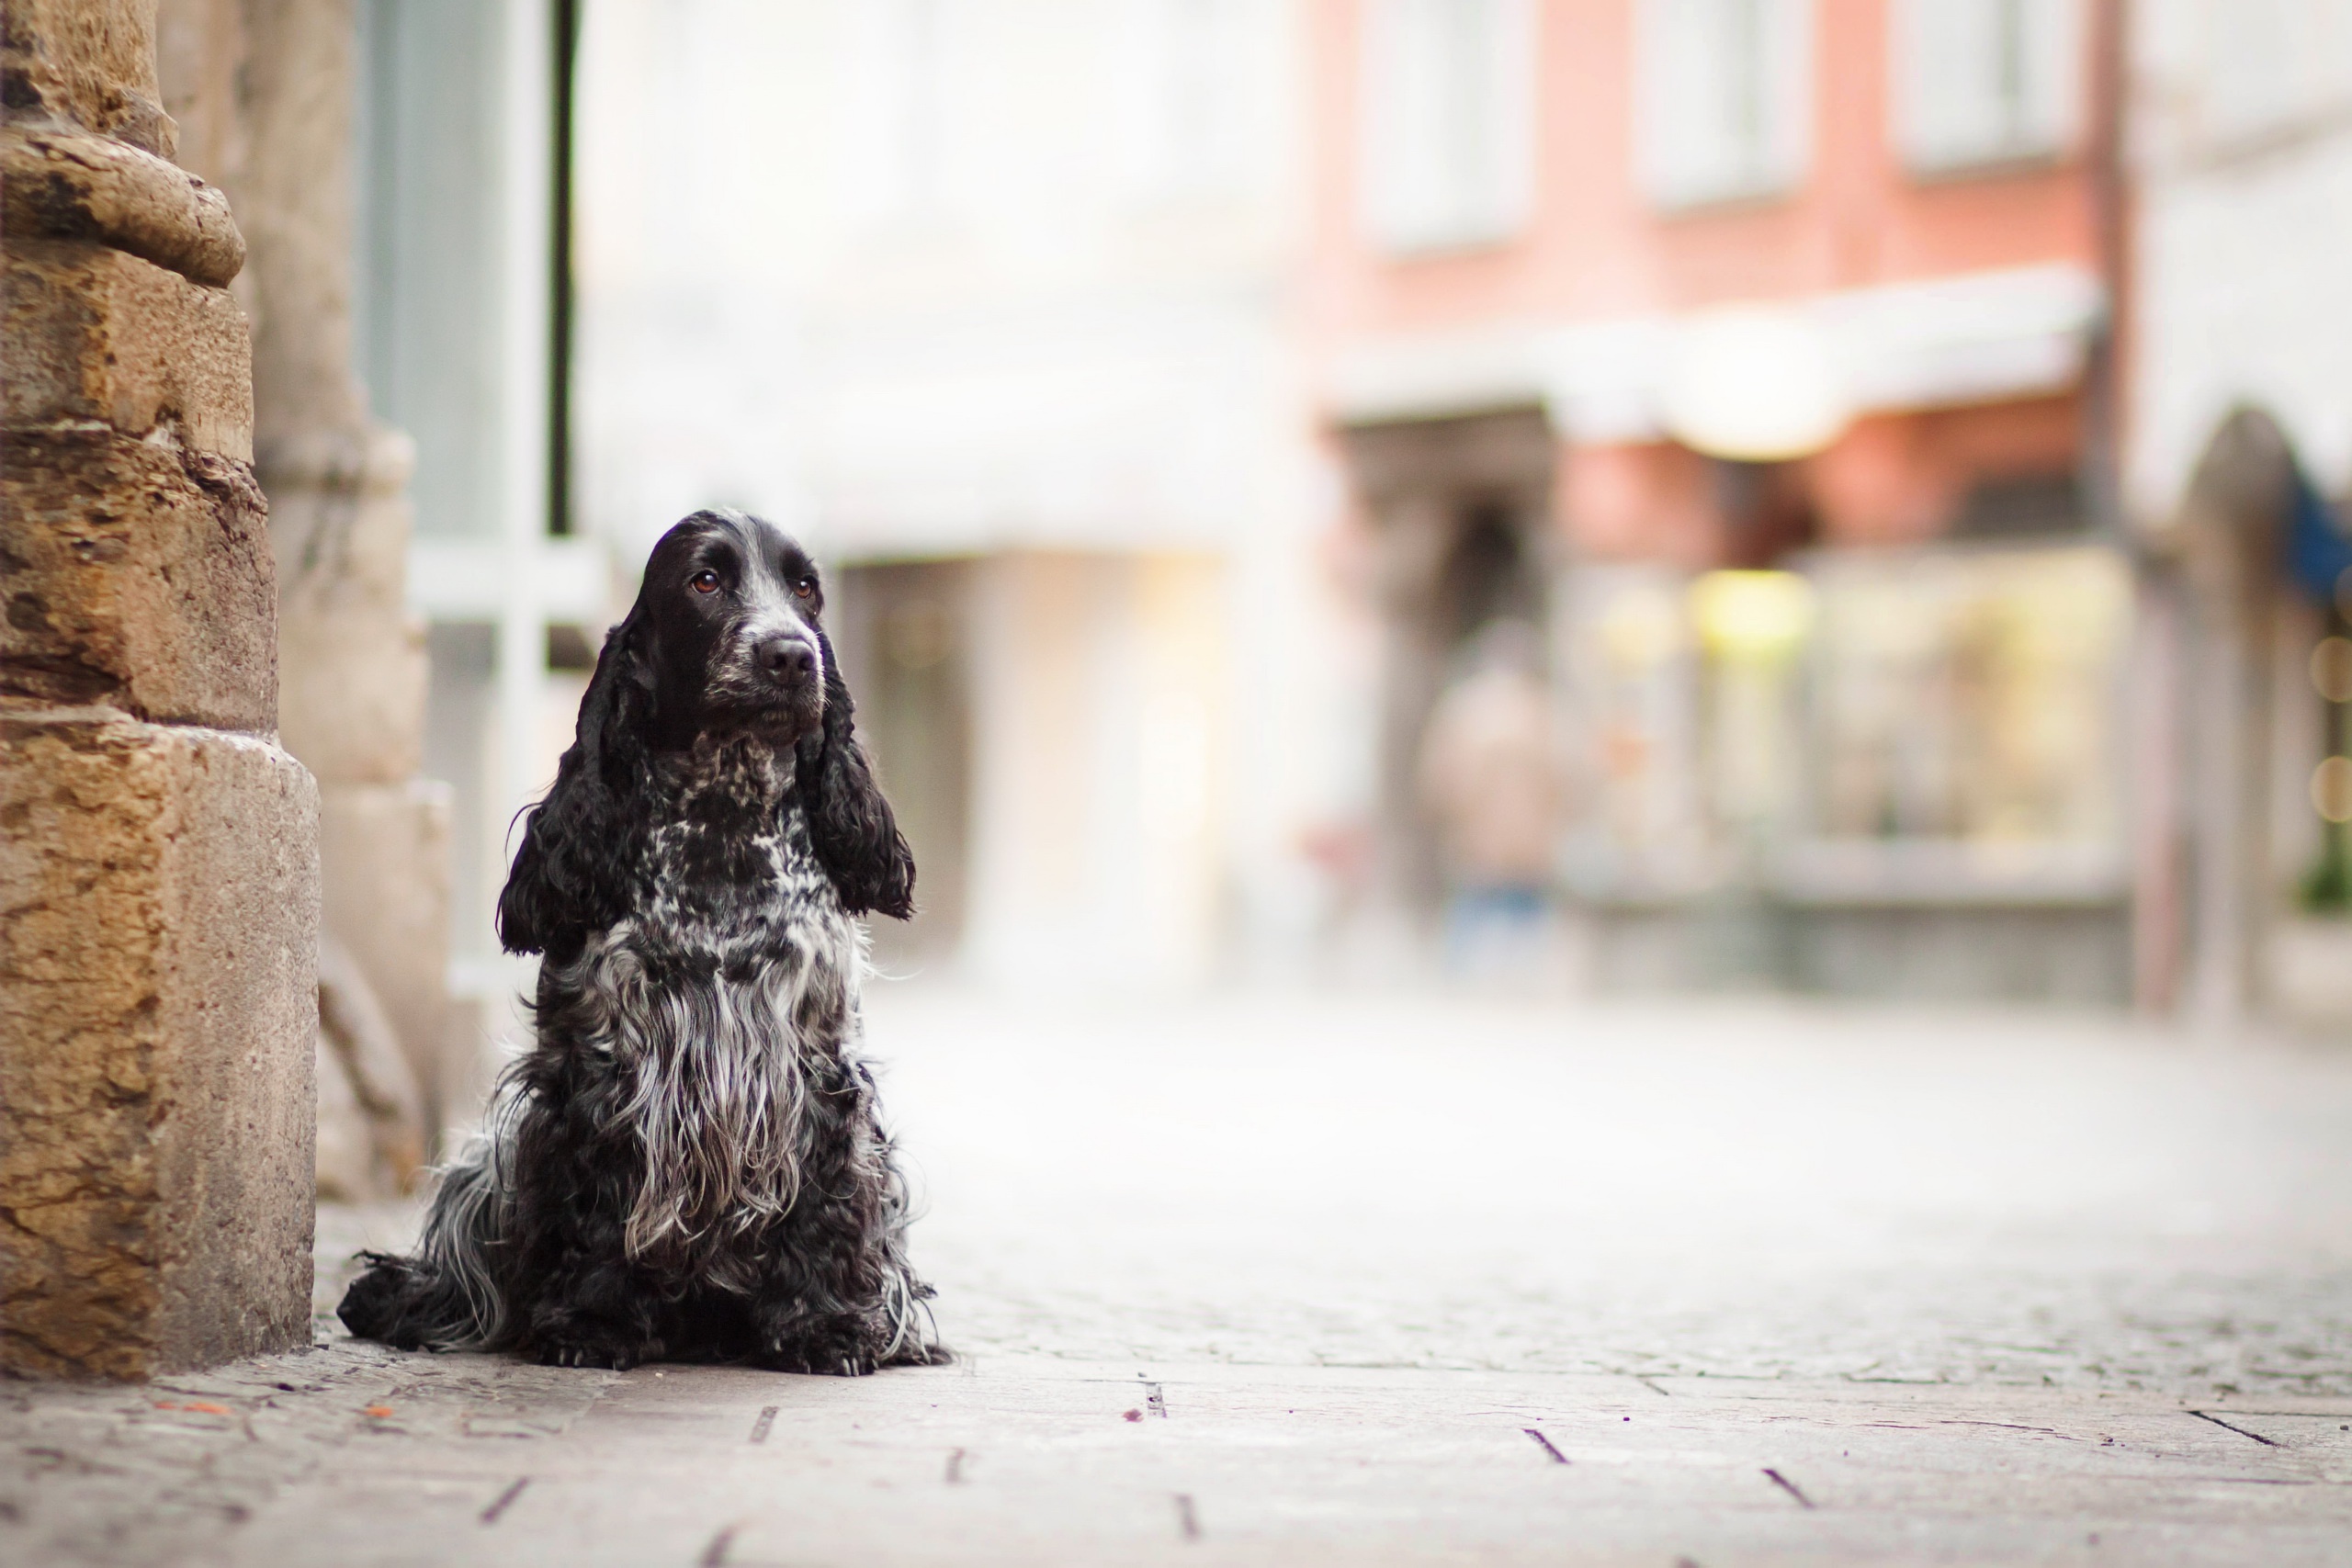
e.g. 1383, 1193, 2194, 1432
0, 715, 319, 1379
318, 777, 453, 1127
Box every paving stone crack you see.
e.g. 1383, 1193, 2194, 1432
1762, 1468, 1815, 1508
2188, 1410, 2282, 1447
480, 1476, 527, 1524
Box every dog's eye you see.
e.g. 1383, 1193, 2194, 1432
690, 570, 722, 595
793, 578, 817, 600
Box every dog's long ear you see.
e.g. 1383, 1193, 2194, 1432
497, 608, 654, 958
797, 629, 916, 919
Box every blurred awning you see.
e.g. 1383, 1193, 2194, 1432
798, 297, 1277, 561
1327, 263, 2106, 446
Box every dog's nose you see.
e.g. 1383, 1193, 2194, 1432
754, 636, 817, 683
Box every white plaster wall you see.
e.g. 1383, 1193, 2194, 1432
572, 0, 1308, 562
571, 1, 1351, 986
2128, 0, 2352, 515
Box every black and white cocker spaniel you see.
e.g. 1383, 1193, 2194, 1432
339, 509, 942, 1374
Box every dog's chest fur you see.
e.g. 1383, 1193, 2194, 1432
548, 735, 865, 1277
638, 738, 842, 948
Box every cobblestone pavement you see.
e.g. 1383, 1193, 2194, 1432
8, 987, 2352, 1564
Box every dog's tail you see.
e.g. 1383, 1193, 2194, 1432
338, 1112, 518, 1352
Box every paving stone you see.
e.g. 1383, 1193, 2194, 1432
6, 989, 2350, 1562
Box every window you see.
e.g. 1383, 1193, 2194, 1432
1359, 0, 1535, 254
1892, 0, 2082, 175
1635, 0, 1812, 209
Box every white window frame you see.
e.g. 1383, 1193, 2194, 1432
1891, 0, 2084, 175
1357, 0, 1537, 255
1634, 0, 1814, 211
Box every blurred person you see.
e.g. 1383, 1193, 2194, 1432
1416, 621, 1567, 979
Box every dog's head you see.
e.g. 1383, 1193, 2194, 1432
628, 509, 831, 746
495, 509, 916, 958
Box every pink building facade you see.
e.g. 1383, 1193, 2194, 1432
1303, 1, 2137, 999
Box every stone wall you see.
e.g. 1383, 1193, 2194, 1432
1, 0, 319, 1377
156, 0, 451, 1196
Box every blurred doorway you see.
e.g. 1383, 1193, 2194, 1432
1340, 409, 1556, 916
838, 550, 1227, 987
837, 561, 975, 971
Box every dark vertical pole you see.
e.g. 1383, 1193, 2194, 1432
548, 0, 581, 536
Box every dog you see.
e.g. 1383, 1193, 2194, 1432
338, 509, 942, 1374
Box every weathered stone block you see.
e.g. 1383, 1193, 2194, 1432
4, 237, 253, 459
0, 716, 318, 1379
268, 427, 425, 783
0, 423, 275, 728
0, 125, 245, 288
0, 0, 174, 152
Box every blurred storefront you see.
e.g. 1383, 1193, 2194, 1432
354, 0, 2352, 1020
1552, 545, 2133, 998
1306, 0, 2140, 999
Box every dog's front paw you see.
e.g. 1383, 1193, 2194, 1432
537, 1332, 660, 1371
760, 1345, 876, 1378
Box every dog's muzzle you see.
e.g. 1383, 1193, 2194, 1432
752, 634, 819, 688
714, 624, 825, 730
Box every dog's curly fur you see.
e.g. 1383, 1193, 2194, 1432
338, 510, 941, 1374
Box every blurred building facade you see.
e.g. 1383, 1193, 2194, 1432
1307, 0, 2135, 999
349, 0, 609, 1086
571, 0, 1335, 988
343, 0, 2352, 1018
2126, 0, 2352, 1022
